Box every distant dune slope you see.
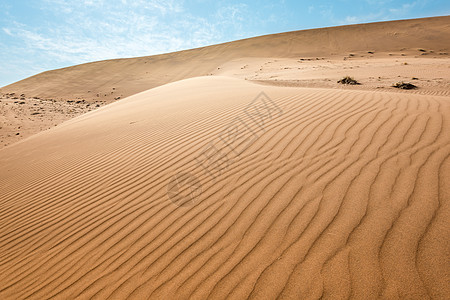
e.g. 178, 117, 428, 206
1, 16, 449, 101
0, 77, 449, 299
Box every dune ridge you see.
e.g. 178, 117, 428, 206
0, 76, 449, 299
2, 16, 449, 149
1, 16, 449, 102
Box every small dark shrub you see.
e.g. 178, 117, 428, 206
393, 82, 417, 90
337, 76, 360, 85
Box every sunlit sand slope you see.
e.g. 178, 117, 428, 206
0, 77, 449, 299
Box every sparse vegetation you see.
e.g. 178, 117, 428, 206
393, 81, 417, 90
337, 76, 360, 85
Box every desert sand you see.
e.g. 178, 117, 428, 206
0, 95, 108, 148
0, 16, 449, 299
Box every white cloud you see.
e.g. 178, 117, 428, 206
2, 28, 12, 36
388, 1, 418, 14
2, 1, 228, 66
0, 0, 279, 86
340, 1, 425, 26
341, 12, 385, 25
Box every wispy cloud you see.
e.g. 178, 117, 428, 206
1, 0, 273, 86
1, 0, 250, 86
341, 12, 386, 25
0, 0, 447, 86
2, 28, 12, 36
2, 1, 258, 64
340, 0, 430, 25
388, 1, 419, 14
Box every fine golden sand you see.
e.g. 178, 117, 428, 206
0, 16, 449, 300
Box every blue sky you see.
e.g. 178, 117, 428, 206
0, 0, 448, 87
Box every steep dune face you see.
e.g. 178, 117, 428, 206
1, 77, 449, 299
1, 16, 449, 101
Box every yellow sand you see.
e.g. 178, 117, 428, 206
0, 16, 449, 300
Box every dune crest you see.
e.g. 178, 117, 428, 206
1, 16, 449, 102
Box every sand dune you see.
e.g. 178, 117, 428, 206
1, 16, 449, 102
1, 16, 450, 300
1, 16, 450, 148
0, 95, 108, 149
0, 76, 449, 299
